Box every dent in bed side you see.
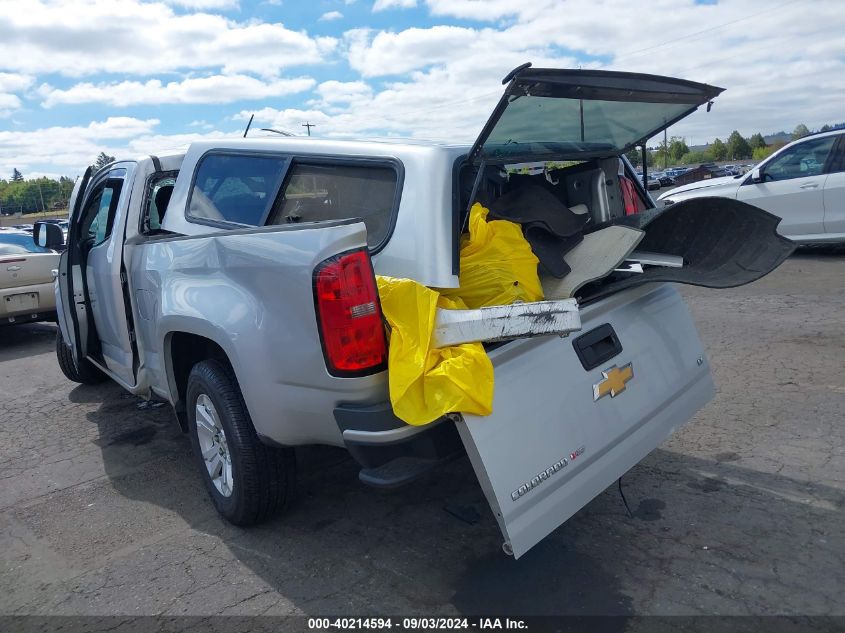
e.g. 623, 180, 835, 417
137, 221, 389, 447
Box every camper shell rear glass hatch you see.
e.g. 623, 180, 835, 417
468, 67, 724, 165
456, 66, 791, 307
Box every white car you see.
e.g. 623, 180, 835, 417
0, 230, 59, 325
658, 129, 845, 244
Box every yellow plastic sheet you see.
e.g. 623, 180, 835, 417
377, 275, 494, 426
440, 202, 544, 308
377, 203, 543, 426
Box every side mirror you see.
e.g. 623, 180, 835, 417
33, 222, 64, 250
750, 168, 764, 184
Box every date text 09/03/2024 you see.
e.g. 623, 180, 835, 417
307, 618, 528, 629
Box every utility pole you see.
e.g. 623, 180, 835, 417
664, 127, 669, 170
37, 180, 46, 212
302, 122, 315, 137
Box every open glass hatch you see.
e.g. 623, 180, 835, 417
468, 66, 725, 164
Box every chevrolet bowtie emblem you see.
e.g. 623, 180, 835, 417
593, 363, 634, 401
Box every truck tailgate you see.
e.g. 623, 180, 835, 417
456, 282, 714, 558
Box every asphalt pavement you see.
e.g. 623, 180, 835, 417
0, 252, 843, 619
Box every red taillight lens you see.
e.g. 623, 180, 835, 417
313, 249, 387, 377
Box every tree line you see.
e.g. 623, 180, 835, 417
0, 152, 115, 216
626, 122, 844, 169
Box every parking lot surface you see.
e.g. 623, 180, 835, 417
1, 252, 843, 618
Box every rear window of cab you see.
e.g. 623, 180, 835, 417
187, 152, 402, 251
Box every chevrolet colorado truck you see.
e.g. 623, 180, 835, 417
36, 67, 793, 558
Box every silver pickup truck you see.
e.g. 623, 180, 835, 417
35, 67, 793, 558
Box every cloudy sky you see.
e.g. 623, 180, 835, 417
1, 0, 843, 178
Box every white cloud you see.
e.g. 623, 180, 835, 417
373, 0, 416, 11
0, 73, 35, 93
0, 117, 163, 175
39, 75, 316, 107
0, 117, 242, 176
0, 73, 35, 117
188, 120, 215, 129
347, 26, 475, 76
425, 0, 518, 20
315, 80, 372, 104
162, 0, 239, 9
319, 11, 344, 21
5, 0, 845, 177
337, 0, 845, 146
0, 0, 336, 77
0, 94, 22, 118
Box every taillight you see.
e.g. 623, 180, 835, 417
313, 249, 387, 377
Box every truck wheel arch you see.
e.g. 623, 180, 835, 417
165, 331, 235, 432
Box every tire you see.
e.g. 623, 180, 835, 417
186, 359, 295, 526
55, 331, 107, 384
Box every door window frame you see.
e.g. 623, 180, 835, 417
76, 168, 127, 248
747, 135, 839, 185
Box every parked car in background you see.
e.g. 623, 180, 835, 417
0, 231, 59, 325
658, 129, 845, 244
656, 172, 675, 186
11, 224, 33, 234
646, 173, 661, 190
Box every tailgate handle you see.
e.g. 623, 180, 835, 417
572, 323, 622, 371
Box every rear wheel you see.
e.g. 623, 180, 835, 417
186, 359, 295, 525
55, 331, 107, 384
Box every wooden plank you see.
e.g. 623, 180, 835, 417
432, 299, 581, 348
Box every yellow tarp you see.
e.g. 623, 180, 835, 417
440, 202, 544, 308
376, 203, 544, 426
377, 275, 493, 426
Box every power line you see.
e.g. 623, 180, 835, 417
599, 0, 799, 67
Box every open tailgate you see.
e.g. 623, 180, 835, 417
455, 284, 714, 558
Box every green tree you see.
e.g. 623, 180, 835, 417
668, 136, 689, 161
679, 150, 710, 165
749, 133, 766, 150
625, 148, 641, 167
710, 138, 727, 161
11, 168, 23, 182
652, 143, 669, 168
752, 146, 775, 161
792, 124, 810, 140
727, 130, 752, 160
820, 124, 832, 133
94, 152, 115, 170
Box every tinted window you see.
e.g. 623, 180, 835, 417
189, 154, 287, 225
764, 136, 836, 182
0, 233, 51, 255
267, 163, 398, 248
485, 98, 695, 161
81, 178, 123, 246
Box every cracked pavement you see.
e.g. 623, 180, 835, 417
0, 252, 843, 617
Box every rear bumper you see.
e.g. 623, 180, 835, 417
1, 281, 57, 324
333, 402, 463, 487
1, 311, 57, 326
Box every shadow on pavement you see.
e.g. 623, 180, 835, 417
0, 321, 56, 363
72, 382, 845, 616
